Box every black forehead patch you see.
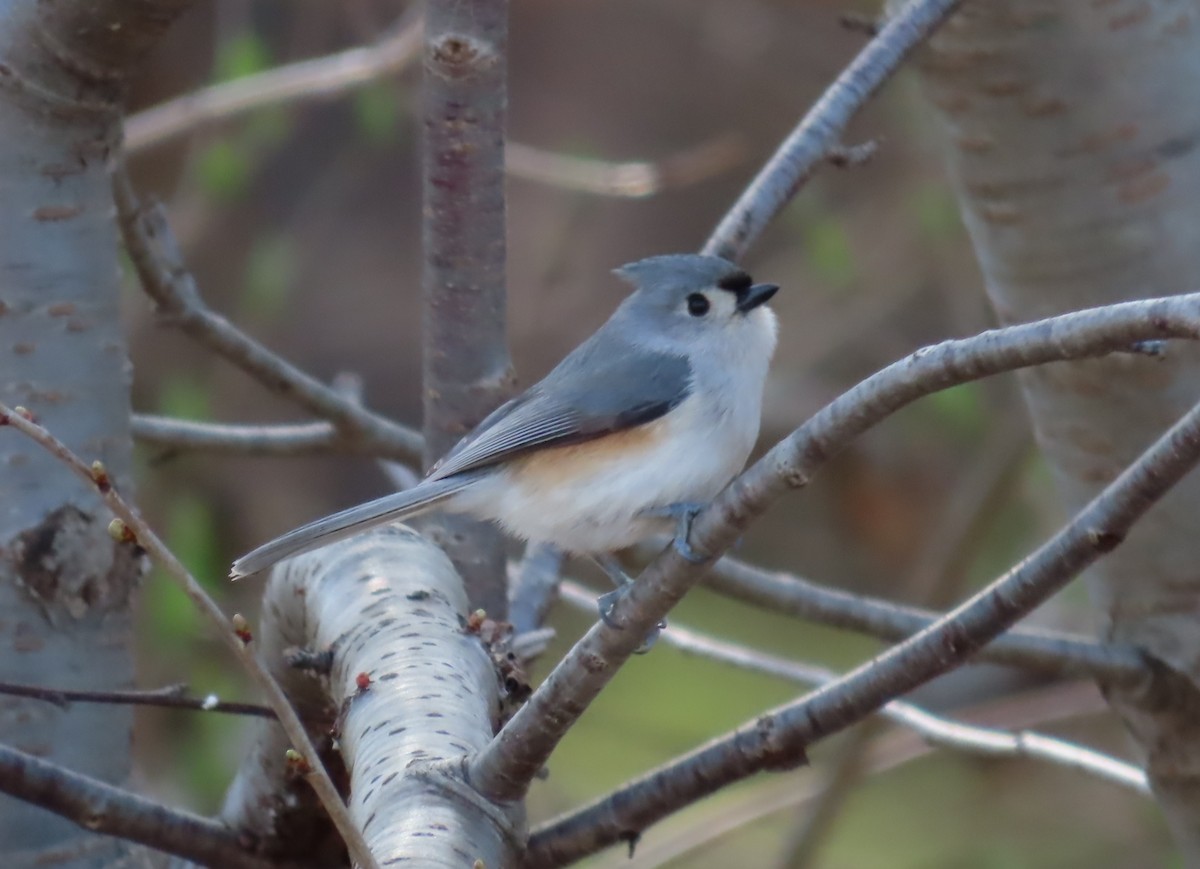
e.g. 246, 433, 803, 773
716, 271, 753, 293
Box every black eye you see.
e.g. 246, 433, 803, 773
686, 293, 710, 317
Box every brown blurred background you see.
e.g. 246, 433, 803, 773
122, 2, 1168, 866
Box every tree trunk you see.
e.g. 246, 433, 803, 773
907, 0, 1200, 856
420, 0, 515, 619
0, 1, 191, 863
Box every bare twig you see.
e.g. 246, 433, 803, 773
113, 170, 423, 464
826, 139, 880, 168
0, 404, 380, 869
506, 135, 746, 198
703, 0, 964, 260
525, 386, 1198, 865
468, 293, 1200, 804
132, 414, 363, 456
124, 15, 423, 154
558, 581, 1149, 796
0, 743, 275, 869
702, 552, 1144, 683
0, 680, 274, 718
623, 535, 1143, 683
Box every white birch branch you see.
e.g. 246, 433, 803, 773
225, 527, 521, 866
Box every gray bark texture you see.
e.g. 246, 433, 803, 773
420, 0, 515, 619
0, 1, 191, 863
907, 0, 1200, 855
223, 526, 519, 866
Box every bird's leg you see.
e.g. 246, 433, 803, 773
590, 553, 664, 654
640, 502, 709, 564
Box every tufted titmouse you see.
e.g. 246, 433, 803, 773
231, 254, 779, 591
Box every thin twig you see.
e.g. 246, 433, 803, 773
124, 14, 741, 199
124, 14, 423, 154
703, 551, 1144, 683
0, 680, 274, 718
506, 135, 747, 198
113, 169, 423, 464
133, 414, 351, 455
622, 536, 1143, 683
468, 293, 1200, 804
0, 404, 381, 869
0, 743, 277, 869
703, 0, 964, 260
525, 386, 1199, 866
557, 581, 1149, 796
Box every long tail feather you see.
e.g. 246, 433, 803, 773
230, 472, 484, 579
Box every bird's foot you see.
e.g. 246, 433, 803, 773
593, 563, 665, 655
642, 502, 709, 564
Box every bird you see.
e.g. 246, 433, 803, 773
231, 253, 779, 624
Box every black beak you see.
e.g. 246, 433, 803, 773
736, 283, 779, 313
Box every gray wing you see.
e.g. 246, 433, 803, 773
428, 336, 692, 481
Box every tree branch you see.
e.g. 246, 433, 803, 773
522, 387, 1200, 865
467, 293, 1200, 803
132, 413, 370, 456
0, 404, 380, 869
506, 135, 746, 198
702, 0, 965, 261
0, 680, 273, 718
557, 581, 1149, 795
701, 551, 1146, 684
420, 0, 514, 616
0, 743, 275, 869
113, 169, 423, 464
122, 11, 741, 200
125, 13, 422, 153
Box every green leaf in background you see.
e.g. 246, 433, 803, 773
241, 231, 297, 320
244, 105, 293, 149
214, 31, 271, 83
196, 139, 252, 200
353, 81, 402, 145
144, 494, 218, 647
924, 381, 985, 440
802, 215, 857, 289
910, 181, 964, 244
157, 373, 211, 421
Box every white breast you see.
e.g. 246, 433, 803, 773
448, 390, 757, 554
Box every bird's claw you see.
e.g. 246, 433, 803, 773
595, 585, 665, 654
643, 502, 709, 564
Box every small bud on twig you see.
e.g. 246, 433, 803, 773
107, 518, 138, 545
231, 613, 253, 644
285, 748, 312, 775
90, 459, 111, 492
